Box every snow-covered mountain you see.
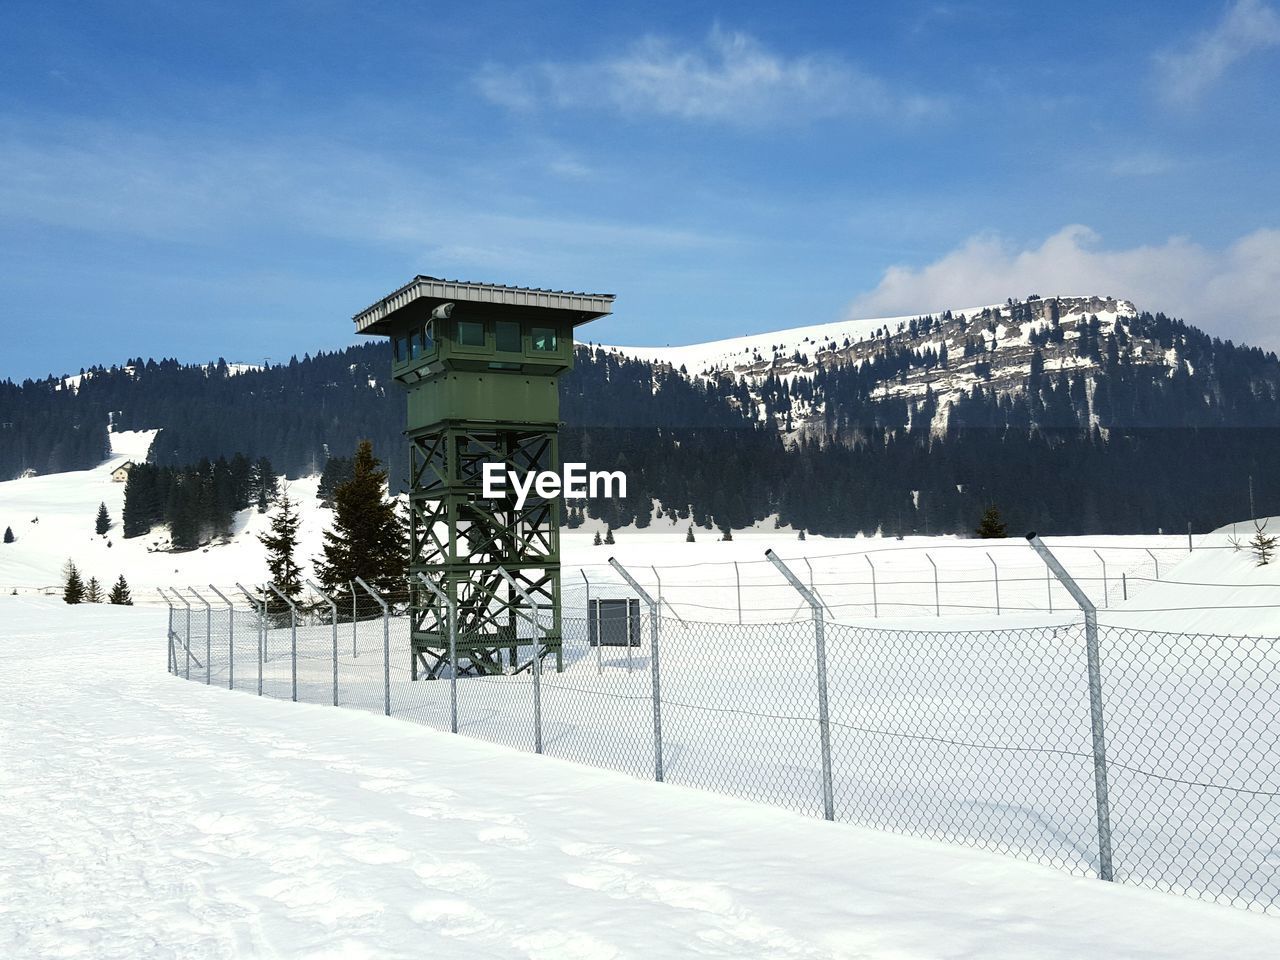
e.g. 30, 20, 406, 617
601, 295, 1157, 430
605, 295, 1131, 380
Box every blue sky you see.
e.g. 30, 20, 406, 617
2, 0, 1278, 380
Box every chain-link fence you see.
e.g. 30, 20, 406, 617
561, 540, 1201, 623
160, 561, 1280, 915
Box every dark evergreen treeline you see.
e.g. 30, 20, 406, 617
0, 375, 109, 478
121, 455, 278, 550
5, 305, 1280, 537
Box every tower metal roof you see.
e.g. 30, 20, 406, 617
353, 276, 615, 335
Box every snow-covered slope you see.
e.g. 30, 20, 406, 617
602, 294, 1134, 379
0, 429, 334, 594
2, 597, 1277, 959
1103, 518, 1280, 634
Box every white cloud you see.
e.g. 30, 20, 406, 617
477, 27, 939, 127
845, 225, 1280, 352
1154, 0, 1280, 104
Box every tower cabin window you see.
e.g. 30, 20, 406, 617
457, 319, 485, 347
496, 320, 522, 353
532, 326, 558, 352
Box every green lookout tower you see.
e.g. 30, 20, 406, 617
353, 277, 614, 679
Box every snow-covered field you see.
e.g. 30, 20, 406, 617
3, 598, 1279, 959
5, 430, 1266, 636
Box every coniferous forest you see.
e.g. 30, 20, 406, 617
3, 306, 1280, 537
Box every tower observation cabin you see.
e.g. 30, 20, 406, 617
353, 276, 613, 678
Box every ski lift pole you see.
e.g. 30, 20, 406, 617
267, 584, 298, 703
353, 577, 390, 716
496, 567, 543, 755
416, 573, 458, 734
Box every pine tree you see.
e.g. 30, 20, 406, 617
686, 524, 695, 543
108, 574, 133, 605
259, 487, 303, 600
2, 526, 13, 544
85, 576, 104, 603
593, 530, 602, 546
798, 529, 807, 541
63, 560, 85, 604
314, 441, 405, 599
95, 502, 112, 535
1250, 521, 1277, 566
254, 457, 278, 514
604, 528, 615, 545
975, 506, 1008, 539
317, 456, 355, 507
721, 527, 733, 542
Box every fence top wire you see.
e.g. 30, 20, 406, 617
569, 538, 1207, 573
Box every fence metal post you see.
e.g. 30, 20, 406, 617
496, 568, 543, 754
307, 580, 339, 707
1122, 572, 1127, 601
1093, 549, 1109, 608
1188, 522, 1193, 552
258, 586, 267, 695
582, 569, 601, 676
1145, 547, 1160, 581
417, 573, 458, 734
209, 586, 235, 690
236, 582, 264, 696
267, 584, 299, 702
652, 565, 663, 628
733, 561, 742, 624
865, 555, 878, 618
609, 558, 664, 783
1046, 567, 1054, 614
803, 558, 835, 618
175, 590, 193, 680
190, 587, 212, 685
1027, 533, 1114, 882
766, 549, 835, 822
350, 580, 358, 658
354, 577, 390, 716
987, 552, 1001, 616
158, 589, 176, 673
926, 552, 940, 617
